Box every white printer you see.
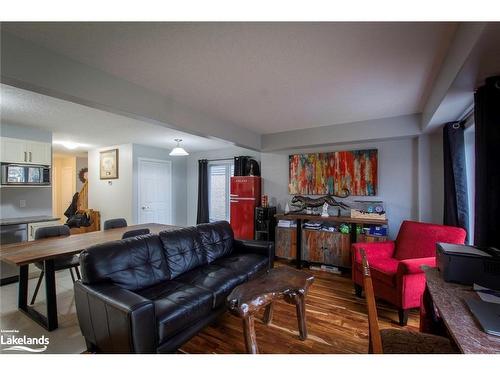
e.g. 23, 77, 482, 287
436, 243, 500, 289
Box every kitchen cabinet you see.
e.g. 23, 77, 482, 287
28, 220, 61, 241
0, 137, 52, 165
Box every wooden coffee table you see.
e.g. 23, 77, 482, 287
226, 267, 315, 354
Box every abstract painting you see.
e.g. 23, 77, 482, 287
288, 149, 378, 196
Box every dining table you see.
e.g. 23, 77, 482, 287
0, 223, 180, 331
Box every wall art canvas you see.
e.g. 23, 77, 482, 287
100, 148, 119, 180
288, 149, 377, 196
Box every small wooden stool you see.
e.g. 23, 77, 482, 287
227, 267, 315, 354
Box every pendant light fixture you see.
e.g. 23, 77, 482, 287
169, 138, 189, 156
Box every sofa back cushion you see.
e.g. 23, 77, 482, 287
159, 227, 207, 278
80, 234, 170, 291
394, 220, 466, 260
197, 221, 234, 263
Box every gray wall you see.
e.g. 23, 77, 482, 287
0, 123, 53, 219
260, 138, 420, 239
132, 144, 187, 226
186, 146, 261, 226
417, 131, 444, 224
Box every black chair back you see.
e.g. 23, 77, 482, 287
122, 228, 150, 239
103, 218, 128, 230
35, 225, 71, 240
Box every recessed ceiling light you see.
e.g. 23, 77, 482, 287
169, 138, 189, 156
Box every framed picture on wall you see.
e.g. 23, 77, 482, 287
100, 148, 119, 179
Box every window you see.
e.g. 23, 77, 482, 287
208, 161, 234, 222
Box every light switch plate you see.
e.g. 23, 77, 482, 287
19, 200, 26, 208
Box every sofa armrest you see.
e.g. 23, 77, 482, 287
351, 241, 396, 263
74, 281, 156, 353
397, 257, 436, 276
233, 239, 275, 269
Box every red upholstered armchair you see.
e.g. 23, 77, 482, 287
352, 220, 466, 325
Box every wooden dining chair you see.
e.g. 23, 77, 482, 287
359, 249, 457, 354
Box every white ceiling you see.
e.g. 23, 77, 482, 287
0, 84, 233, 154
3, 22, 457, 134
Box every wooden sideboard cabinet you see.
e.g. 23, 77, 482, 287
302, 229, 351, 267
275, 227, 297, 260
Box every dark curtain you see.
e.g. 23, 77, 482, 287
443, 122, 469, 241
196, 159, 209, 224
474, 76, 500, 248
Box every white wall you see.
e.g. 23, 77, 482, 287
261, 138, 420, 239
186, 146, 261, 226
0, 123, 53, 219
88, 144, 134, 226
132, 144, 187, 226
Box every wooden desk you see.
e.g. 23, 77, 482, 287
423, 267, 500, 354
0, 223, 180, 331
275, 213, 388, 269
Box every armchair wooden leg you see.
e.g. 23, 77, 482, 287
398, 309, 409, 326
354, 284, 362, 298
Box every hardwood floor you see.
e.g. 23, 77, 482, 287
180, 261, 419, 354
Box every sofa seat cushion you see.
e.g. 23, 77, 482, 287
176, 264, 246, 308
136, 280, 213, 344
355, 257, 400, 287
213, 254, 268, 280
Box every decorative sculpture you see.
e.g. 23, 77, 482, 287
289, 189, 350, 213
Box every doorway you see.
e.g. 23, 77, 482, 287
137, 158, 173, 225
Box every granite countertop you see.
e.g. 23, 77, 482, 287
0, 216, 61, 226
423, 266, 500, 354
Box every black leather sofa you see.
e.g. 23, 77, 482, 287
74, 221, 274, 353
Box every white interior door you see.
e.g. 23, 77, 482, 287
138, 159, 172, 225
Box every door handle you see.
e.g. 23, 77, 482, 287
29, 152, 32, 162
141, 206, 147, 210
24, 152, 27, 162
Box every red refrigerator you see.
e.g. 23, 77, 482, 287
230, 176, 261, 240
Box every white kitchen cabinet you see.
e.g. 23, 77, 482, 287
26, 141, 52, 165
0, 138, 27, 164
0, 137, 52, 165
28, 220, 61, 241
